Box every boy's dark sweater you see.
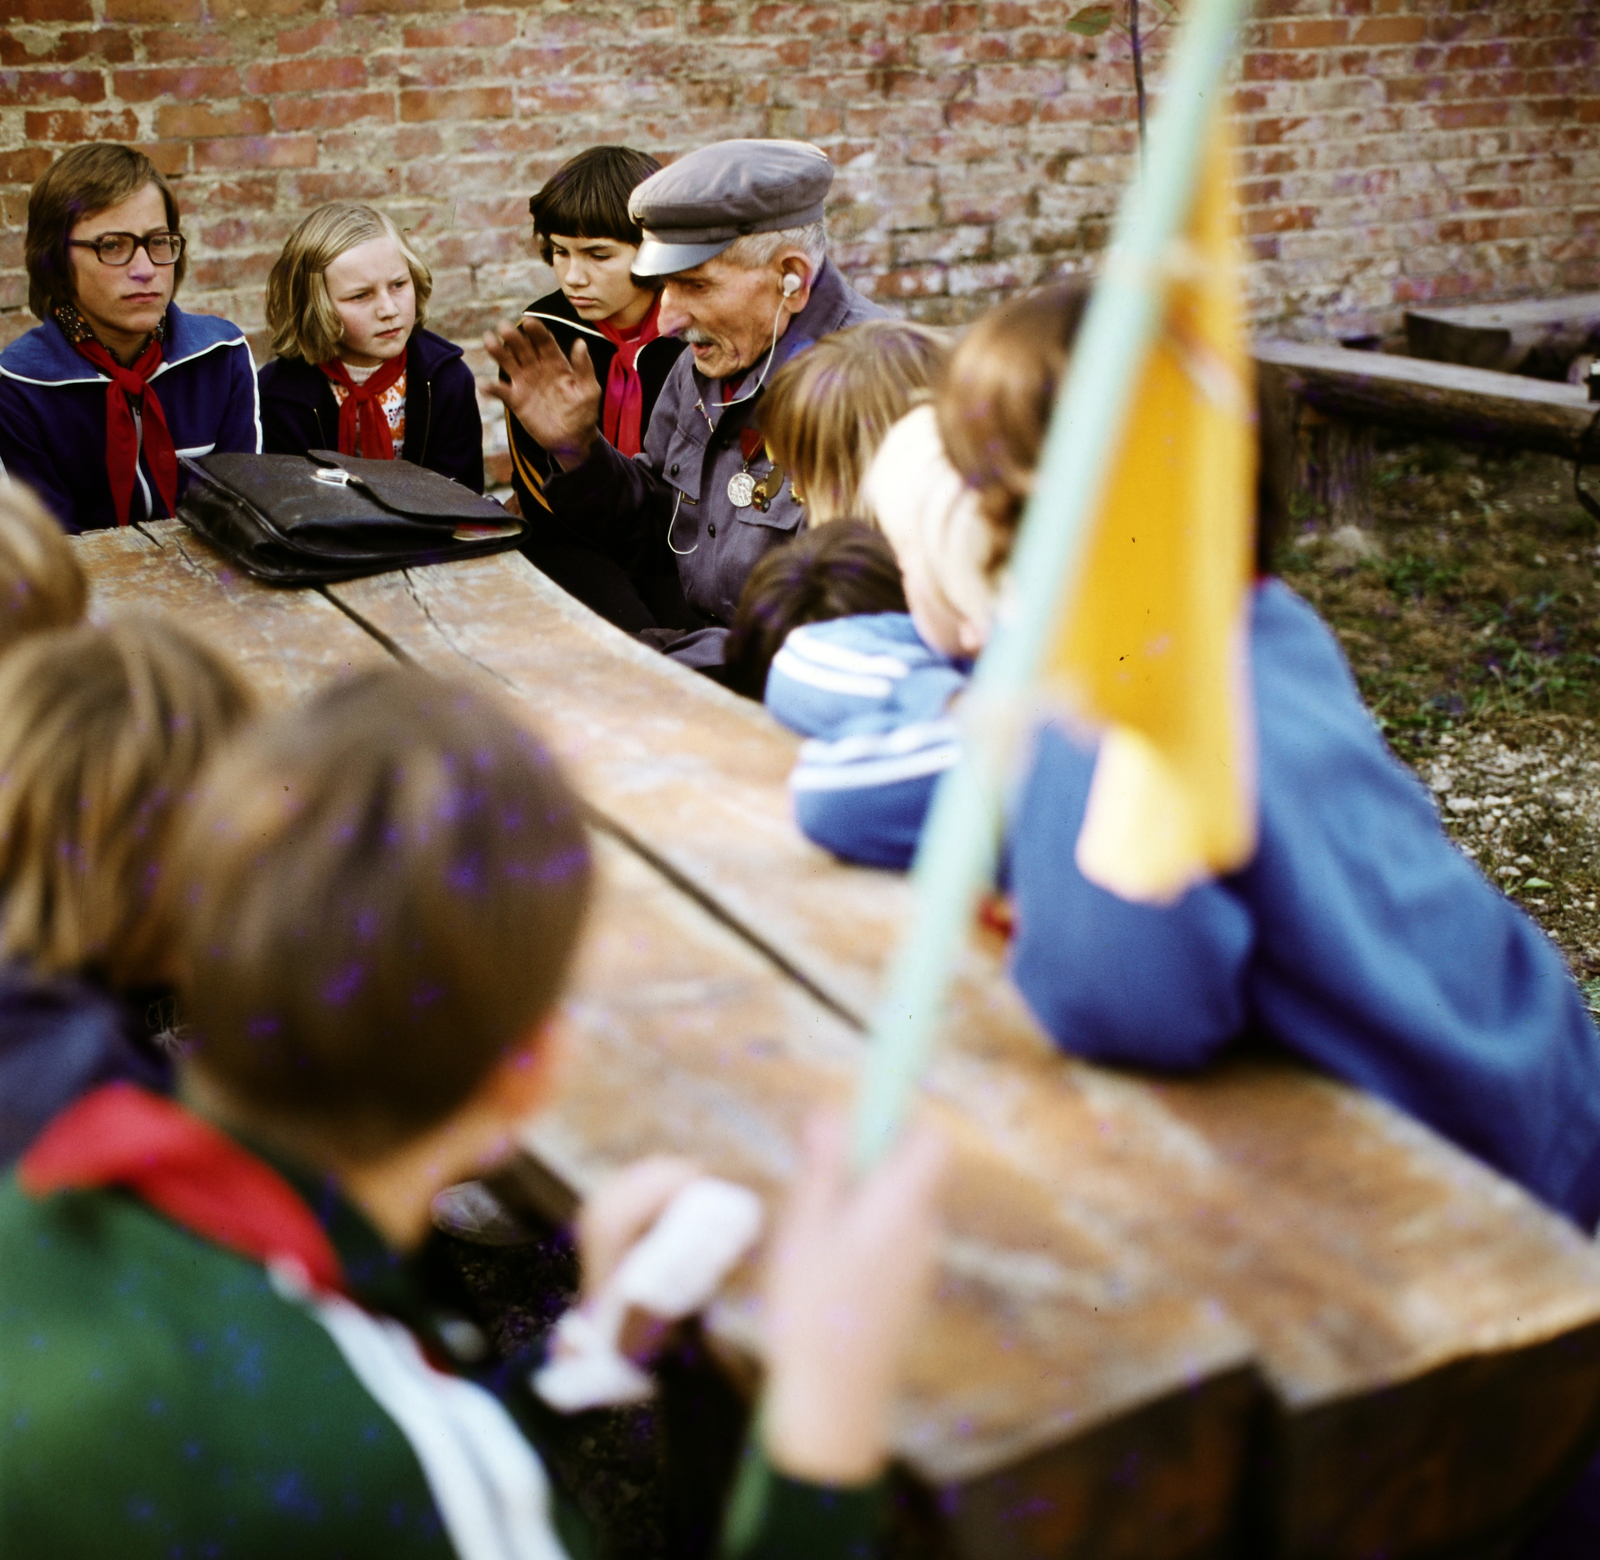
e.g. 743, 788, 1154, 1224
505, 287, 686, 540
258, 327, 485, 492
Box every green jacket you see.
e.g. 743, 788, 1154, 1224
0, 1125, 878, 1559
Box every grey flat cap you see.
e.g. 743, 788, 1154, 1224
629, 139, 833, 276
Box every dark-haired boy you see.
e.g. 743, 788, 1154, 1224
0, 666, 942, 1558
509, 146, 689, 632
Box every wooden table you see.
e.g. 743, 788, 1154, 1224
75, 521, 1600, 1560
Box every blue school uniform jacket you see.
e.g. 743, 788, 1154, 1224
1009, 579, 1600, 1228
0, 304, 260, 533
764, 613, 968, 869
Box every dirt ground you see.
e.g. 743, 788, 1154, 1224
1277, 436, 1600, 1015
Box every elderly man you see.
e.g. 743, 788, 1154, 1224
485, 138, 883, 673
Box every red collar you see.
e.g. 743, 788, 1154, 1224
20, 1083, 344, 1294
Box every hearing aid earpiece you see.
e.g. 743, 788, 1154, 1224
782, 273, 801, 297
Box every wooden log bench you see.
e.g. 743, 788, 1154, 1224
1405, 293, 1600, 379
1253, 338, 1598, 530
73, 522, 1600, 1559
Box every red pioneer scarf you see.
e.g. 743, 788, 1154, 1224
72, 337, 179, 528
596, 296, 662, 458
319, 353, 408, 461
20, 1083, 344, 1294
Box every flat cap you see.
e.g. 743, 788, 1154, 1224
629, 139, 834, 277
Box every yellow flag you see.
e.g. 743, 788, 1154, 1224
1044, 117, 1256, 904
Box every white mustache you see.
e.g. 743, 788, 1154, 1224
681, 328, 719, 346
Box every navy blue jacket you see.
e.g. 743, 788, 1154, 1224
258, 328, 484, 492
0, 305, 260, 533
0, 965, 170, 1167
1009, 580, 1600, 1228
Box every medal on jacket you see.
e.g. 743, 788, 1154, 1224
727, 471, 756, 508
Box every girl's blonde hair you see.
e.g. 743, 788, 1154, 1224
759, 320, 950, 524
0, 480, 86, 657
0, 615, 254, 989
265, 203, 433, 364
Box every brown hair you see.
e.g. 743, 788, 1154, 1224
0, 615, 253, 990
26, 143, 186, 322
170, 667, 592, 1160
265, 203, 433, 364
529, 145, 660, 267
722, 520, 907, 699
0, 480, 87, 655
937, 280, 1092, 574
759, 320, 951, 525
941, 279, 1292, 576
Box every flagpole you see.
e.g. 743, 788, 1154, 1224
849, 0, 1252, 1173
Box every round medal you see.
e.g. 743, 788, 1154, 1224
727, 471, 756, 509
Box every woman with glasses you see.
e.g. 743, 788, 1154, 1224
0, 143, 260, 533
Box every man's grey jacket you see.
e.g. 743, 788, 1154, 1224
542, 257, 884, 662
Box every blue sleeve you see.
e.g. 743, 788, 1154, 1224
1007, 724, 1255, 1068
765, 616, 966, 739
0, 380, 76, 530
213, 340, 262, 454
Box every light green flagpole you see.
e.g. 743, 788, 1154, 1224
850, 0, 1252, 1172
726, 5, 1253, 1542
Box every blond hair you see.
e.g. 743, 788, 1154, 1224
170, 667, 591, 1160
759, 320, 950, 525
0, 615, 253, 989
0, 480, 86, 656
265, 203, 433, 364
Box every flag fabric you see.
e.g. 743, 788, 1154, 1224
1044, 116, 1258, 905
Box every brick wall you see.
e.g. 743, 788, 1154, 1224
2, 0, 1597, 479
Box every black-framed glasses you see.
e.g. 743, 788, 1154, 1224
67, 231, 185, 267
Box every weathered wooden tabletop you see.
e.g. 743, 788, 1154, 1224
75, 521, 1600, 1560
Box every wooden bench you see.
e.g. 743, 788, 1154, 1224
1405, 292, 1600, 379
1254, 338, 1597, 529
73, 523, 1600, 1559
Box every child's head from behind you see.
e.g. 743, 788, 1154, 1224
723, 520, 907, 699
937, 279, 1092, 575
171, 668, 592, 1164
0, 480, 86, 657
759, 321, 950, 525
267, 204, 433, 367
0, 614, 252, 991
529, 146, 662, 325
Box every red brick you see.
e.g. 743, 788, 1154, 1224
272, 18, 337, 50
141, 28, 244, 62
103, 0, 200, 19
24, 105, 137, 139
402, 13, 515, 47
112, 64, 239, 100
0, 26, 132, 65
0, 146, 52, 183
0, 0, 91, 20
245, 55, 366, 95
1353, 16, 1427, 47
1264, 19, 1350, 50
1, 64, 106, 101
399, 85, 512, 121
192, 135, 318, 170
273, 91, 395, 130
156, 100, 272, 138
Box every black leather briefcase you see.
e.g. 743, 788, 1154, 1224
177, 450, 525, 585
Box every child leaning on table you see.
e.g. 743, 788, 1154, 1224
259, 203, 484, 491
0, 479, 87, 656
760, 285, 1091, 867
0, 665, 944, 1560
0, 612, 253, 1165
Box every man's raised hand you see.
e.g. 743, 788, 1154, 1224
482, 317, 603, 472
